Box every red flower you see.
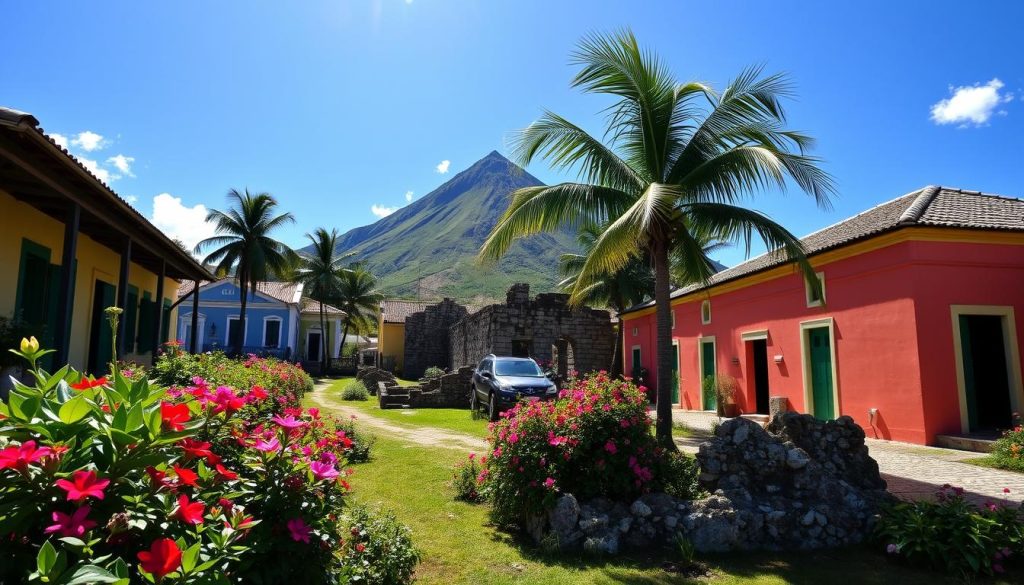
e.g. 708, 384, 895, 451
160, 402, 190, 431
212, 387, 244, 414
172, 465, 199, 488
70, 376, 107, 390
137, 538, 182, 580
249, 386, 268, 401
356, 543, 366, 552
55, 470, 110, 502
215, 464, 238, 481
178, 438, 214, 461
172, 494, 205, 525
0, 440, 52, 473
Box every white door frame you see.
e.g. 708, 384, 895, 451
950, 305, 1024, 433
698, 335, 716, 411
306, 327, 324, 361
799, 317, 840, 418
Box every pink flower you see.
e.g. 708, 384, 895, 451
543, 477, 556, 489
508, 433, 519, 445
45, 506, 97, 537
309, 461, 339, 481
55, 470, 110, 502
0, 440, 52, 473
468, 453, 476, 461
604, 440, 618, 455
272, 414, 304, 429
212, 387, 244, 414
254, 437, 281, 452
1003, 487, 1011, 494
287, 517, 312, 543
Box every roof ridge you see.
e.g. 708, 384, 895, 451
897, 185, 941, 225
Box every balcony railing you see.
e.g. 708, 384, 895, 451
200, 344, 291, 359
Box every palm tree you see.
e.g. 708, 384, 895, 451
558, 223, 654, 378
293, 228, 353, 373
480, 30, 835, 447
195, 188, 297, 356
332, 265, 383, 360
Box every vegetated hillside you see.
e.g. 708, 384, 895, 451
325, 151, 579, 301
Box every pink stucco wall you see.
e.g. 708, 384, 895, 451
621, 235, 1024, 445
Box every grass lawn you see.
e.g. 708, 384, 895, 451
962, 455, 1024, 474
321, 377, 490, 437
306, 388, 1017, 585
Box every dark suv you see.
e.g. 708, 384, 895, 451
471, 355, 558, 420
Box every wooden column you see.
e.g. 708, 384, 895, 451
53, 203, 80, 366
190, 281, 200, 354
116, 238, 132, 358
151, 260, 165, 365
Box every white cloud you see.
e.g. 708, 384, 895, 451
77, 157, 112, 183
436, 159, 450, 174
50, 133, 69, 149
124, 195, 138, 204
405, 190, 414, 202
150, 193, 216, 254
371, 204, 398, 218
107, 154, 135, 177
930, 78, 1013, 127
71, 130, 106, 151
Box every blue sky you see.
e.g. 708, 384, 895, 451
2, 0, 1022, 266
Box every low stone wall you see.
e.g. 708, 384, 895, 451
378, 366, 474, 409
535, 413, 893, 554
356, 367, 396, 396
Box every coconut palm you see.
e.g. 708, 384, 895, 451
480, 30, 835, 446
333, 265, 383, 359
558, 223, 654, 377
293, 228, 354, 373
195, 188, 297, 355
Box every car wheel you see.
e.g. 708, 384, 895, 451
488, 393, 498, 422
470, 387, 478, 412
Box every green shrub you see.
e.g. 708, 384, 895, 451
875, 484, 1024, 577
989, 416, 1024, 472
658, 451, 703, 500
480, 372, 666, 526
452, 454, 485, 502
341, 380, 370, 401
333, 416, 374, 463
423, 366, 445, 379
339, 504, 419, 585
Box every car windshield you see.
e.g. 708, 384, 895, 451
494, 359, 544, 377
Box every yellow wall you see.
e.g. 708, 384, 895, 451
0, 189, 180, 370
378, 321, 406, 372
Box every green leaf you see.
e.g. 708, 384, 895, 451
146, 406, 163, 438
111, 402, 128, 431
37, 540, 57, 575
57, 537, 86, 547
55, 379, 73, 404
181, 542, 201, 573
125, 402, 145, 432
64, 565, 121, 584
58, 395, 91, 424
41, 364, 70, 393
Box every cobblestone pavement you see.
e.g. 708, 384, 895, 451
672, 410, 1024, 506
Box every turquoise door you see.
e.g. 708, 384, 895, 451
670, 343, 679, 404
808, 327, 835, 419
701, 341, 716, 411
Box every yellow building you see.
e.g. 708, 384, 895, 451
0, 107, 211, 373
376, 300, 432, 374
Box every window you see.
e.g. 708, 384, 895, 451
227, 317, 245, 348
137, 292, 154, 352
263, 317, 282, 348
805, 272, 826, 307
701, 300, 712, 325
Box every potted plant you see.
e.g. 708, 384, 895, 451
715, 375, 740, 418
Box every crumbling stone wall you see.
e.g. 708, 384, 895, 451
378, 366, 474, 409
403, 299, 469, 379
356, 366, 396, 396
537, 413, 892, 554
449, 284, 614, 376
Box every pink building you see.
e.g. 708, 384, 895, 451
619, 186, 1024, 445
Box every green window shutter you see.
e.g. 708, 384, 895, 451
15, 238, 52, 336
161, 299, 172, 344
137, 293, 154, 353
124, 286, 139, 353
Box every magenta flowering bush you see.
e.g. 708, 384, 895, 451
478, 372, 666, 525
0, 338, 382, 584
876, 484, 1023, 576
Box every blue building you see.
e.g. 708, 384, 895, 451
175, 279, 346, 361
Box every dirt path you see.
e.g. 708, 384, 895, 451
309, 383, 487, 452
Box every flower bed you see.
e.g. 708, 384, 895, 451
476, 372, 684, 526
0, 333, 410, 583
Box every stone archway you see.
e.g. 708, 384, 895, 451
551, 336, 577, 379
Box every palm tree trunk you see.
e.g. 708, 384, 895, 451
340, 319, 351, 360
652, 237, 676, 449
611, 320, 624, 378
319, 301, 327, 375
236, 271, 248, 357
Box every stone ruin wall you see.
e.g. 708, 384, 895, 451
448, 284, 615, 376
402, 299, 469, 379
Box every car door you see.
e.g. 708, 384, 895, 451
474, 359, 490, 398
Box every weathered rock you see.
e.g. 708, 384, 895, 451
630, 500, 652, 518
548, 494, 579, 536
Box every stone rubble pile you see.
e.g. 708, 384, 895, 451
538, 413, 892, 554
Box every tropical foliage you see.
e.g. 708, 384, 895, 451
480, 30, 834, 445
194, 188, 297, 355
332, 265, 383, 357
293, 228, 353, 372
